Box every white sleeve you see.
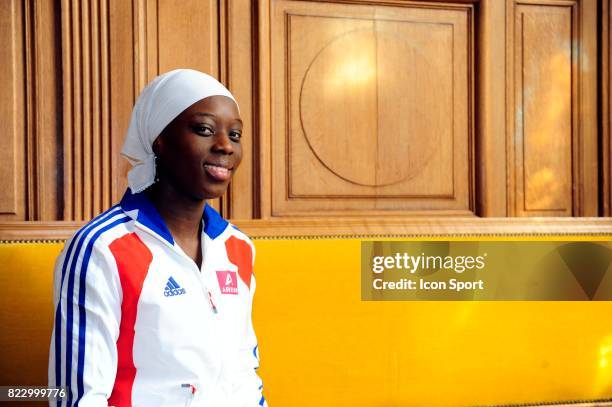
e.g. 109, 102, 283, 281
234, 244, 268, 407
49, 237, 121, 406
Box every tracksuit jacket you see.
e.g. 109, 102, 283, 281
48, 189, 267, 406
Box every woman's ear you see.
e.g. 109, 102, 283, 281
152, 136, 163, 156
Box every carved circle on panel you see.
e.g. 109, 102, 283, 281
299, 27, 443, 187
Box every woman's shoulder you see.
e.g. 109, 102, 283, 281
203, 203, 253, 243
63, 204, 133, 254
227, 222, 254, 246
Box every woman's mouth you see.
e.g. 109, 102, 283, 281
204, 163, 232, 182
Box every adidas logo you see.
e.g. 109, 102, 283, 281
164, 276, 186, 297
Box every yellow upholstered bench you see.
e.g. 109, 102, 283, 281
2, 239, 612, 406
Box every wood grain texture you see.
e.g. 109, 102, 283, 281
157, 0, 218, 74
133, 0, 159, 94
221, 0, 257, 219
0, 0, 61, 221
515, 3, 574, 215
258, 0, 273, 219
0, 0, 609, 238
35, 0, 62, 221
477, 0, 507, 216
109, 0, 134, 202
267, 0, 474, 217
62, 0, 113, 221
508, 0, 598, 217
604, 0, 612, 217
0, 0, 25, 219
24, 0, 39, 220
610, 0, 612, 217
577, 0, 598, 216
1, 217, 611, 241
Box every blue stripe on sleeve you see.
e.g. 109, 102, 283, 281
61, 209, 124, 407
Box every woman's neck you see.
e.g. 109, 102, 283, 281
146, 182, 205, 242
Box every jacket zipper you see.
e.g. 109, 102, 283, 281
181, 383, 197, 407
133, 221, 219, 314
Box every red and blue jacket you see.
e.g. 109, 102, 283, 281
49, 189, 266, 406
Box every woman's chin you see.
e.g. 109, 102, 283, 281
197, 184, 230, 201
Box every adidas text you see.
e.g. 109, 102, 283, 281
164, 287, 186, 297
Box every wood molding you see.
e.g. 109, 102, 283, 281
609, 0, 612, 216
477, 0, 508, 216
0, 0, 62, 221
306, 0, 480, 6
604, 0, 612, 216
221, 0, 258, 220
266, 0, 476, 216
30, 0, 62, 221
109, 0, 135, 203
507, 0, 599, 217
24, 0, 39, 220
577, 0, 599, 216
61, 0, 113, 221
133, 0, 159, 93
1, 217, 610, 241
235, 217, 612, 238
0, 0, 26, 220
258, 0, 273, 219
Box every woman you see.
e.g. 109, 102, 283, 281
49, 69, 266, 406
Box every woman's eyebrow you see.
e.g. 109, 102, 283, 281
193, 112, 243, 125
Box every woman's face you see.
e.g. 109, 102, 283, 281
154, 95, 243, 200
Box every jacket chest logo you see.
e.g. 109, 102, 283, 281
216, 271, 238, 295
164, 276, 186, 297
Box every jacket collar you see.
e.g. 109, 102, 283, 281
119, 188, 229, 245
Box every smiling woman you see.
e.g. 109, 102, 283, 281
48, 69, 266, 406
153, 96, 243, 200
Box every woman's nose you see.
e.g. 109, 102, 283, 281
211, 132, 234, 154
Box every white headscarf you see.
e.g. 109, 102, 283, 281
121, 69, 239, 193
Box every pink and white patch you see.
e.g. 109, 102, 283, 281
216, 270, 238, 295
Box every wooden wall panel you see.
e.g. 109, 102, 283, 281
157, 0, 218, 75
610, 0, 612, 216
109, 0, 134, 203
578, 0, 598, 217
514, 3, 574, 216
62, 0, 113, 221
266, 0, 475, 217
0, 0, 609, 234
222, 0, 257, 219
28, 0, 63, 221
509, 0, 598, 217
133, 0, 159, 94
0, 0, 25, 220
477, 0, 507, 216
0, 0, 62, 221
605, 0, 612, 217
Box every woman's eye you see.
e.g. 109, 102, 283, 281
229, 131, 242, 141
194, 125, 214, 136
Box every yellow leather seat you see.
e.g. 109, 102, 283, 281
1, 240, 611, 406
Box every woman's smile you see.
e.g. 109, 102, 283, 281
204, 162, 233, 182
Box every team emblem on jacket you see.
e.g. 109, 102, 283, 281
216, 270, 238, 295
164, 276, 186, 297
